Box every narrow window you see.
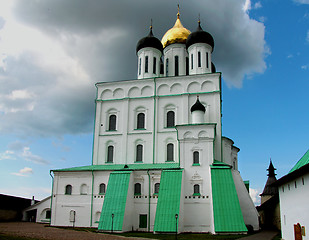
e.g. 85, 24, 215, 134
69, 210, 76, 222
191, 54, 193, 69
139, 214, 147, 228
134, 183, 141, 195
167, 143, 174, 162
137, 113, 145, 129
136, 144, 143, 162
302, 177, 305, 185
107, 146, 114, 163
288, 184, 290, 190
194, 184, 200, 195
45, 210, 51, 219
198, 51, 201, 67
154, 183, 160, 194
80, 184, 87, 195
65, 185, 72, 195
166, 58, 169, 76
206, 52, 209, 68
282, 186, 284, 192
186, 57, 189, 75
175, 56, 179, 76
99, 183, 106, 195
193, 151, 199, 164
145, 56, 148, 73
153, 57, 156, 74
233, 161, 236, 170
295, 181, 297, 188
139, 58, 141, 75
108, 115, 116, 131
166, 111, 175, 127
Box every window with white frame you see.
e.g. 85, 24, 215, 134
136, 144, 143, 162
108, 114, 116, 131
193, 184, 200, 195
166, 111, 175, 128
99, 183, 106, 195
65, 184, 72, 195
107, 145, 114, 163
134, 183, 141, 195
80, 184, 87, 195
154, 183, 160, 195
166, 143, 174, 162
137, 113, 145, 129
193, 151, 199, 165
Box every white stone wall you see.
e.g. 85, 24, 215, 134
93, 73, 222, 166
187, 43, 212, 75
232, 170, 259, 231
279, 172, 309, 240
22, 196, 51, 223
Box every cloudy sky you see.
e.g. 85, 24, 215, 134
0, 0, 308, 204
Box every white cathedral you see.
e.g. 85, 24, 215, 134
50, 11, 259, 234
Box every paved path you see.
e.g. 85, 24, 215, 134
0, 222, 151, 240
237, 230, 279, 240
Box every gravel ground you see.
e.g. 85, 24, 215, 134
0, 222, 151, 240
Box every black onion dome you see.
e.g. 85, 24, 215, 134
186, 22, 214, 51
136, 28, 163, 54
190, 96, 206, 113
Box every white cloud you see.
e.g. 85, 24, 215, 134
11, 167, 33, 177
254, 2, 262, 9
0, 0, 268, 137
0, 150, 15, 160
294, 0, 309, 4
306, 30, 309, 42
249, 188, 261, 206
22, 147, 49, 165
301, 64, 309, 69
243, 0, 251, 12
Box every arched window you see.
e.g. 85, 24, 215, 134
153, 57, 157, 74
69, 210, 76, 222
206, 52, 209, 68
166, 111, 175, 128
175, 56, 179, 76
145, 56, 149, 73
191, 54, 193, 69
166, 58, 169, 76
139, 58, 141, 75
99, 183, 106, 195
186, 57, 189, 75
167, 143, 174, 162
65, 185, 72, 195
45, 210, 51, 219
136, 144, 143, 162
193, 151, 199, 164
194, 184, 200, 195
108, 115, 116, 131
80, 184, 87, 195
198, 51, 201, 67
107, 145, 114, 163
137, 113, 145, 129
134, 183, 141, 195
154, 183, 160, 194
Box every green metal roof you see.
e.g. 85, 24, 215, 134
154, 170, 183, 232
289, 149, 309, 173
52, 163, 180, 172
98, 171, 131, 231
211, 165, 247, 233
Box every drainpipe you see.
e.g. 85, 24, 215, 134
49, 171, 54, 225
147, 170, 151, 232
90, 170, 94, 227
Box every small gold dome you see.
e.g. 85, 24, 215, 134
161, 14, 191, 48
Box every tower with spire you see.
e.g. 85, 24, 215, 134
49, 7, 259, 235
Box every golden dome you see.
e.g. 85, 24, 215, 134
161, 13, 191, 48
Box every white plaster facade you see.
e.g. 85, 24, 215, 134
278, 171, 309, 240
23, 196, 51, 223
50, 14, 259, 233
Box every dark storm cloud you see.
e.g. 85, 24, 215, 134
0, 0, 267, 137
